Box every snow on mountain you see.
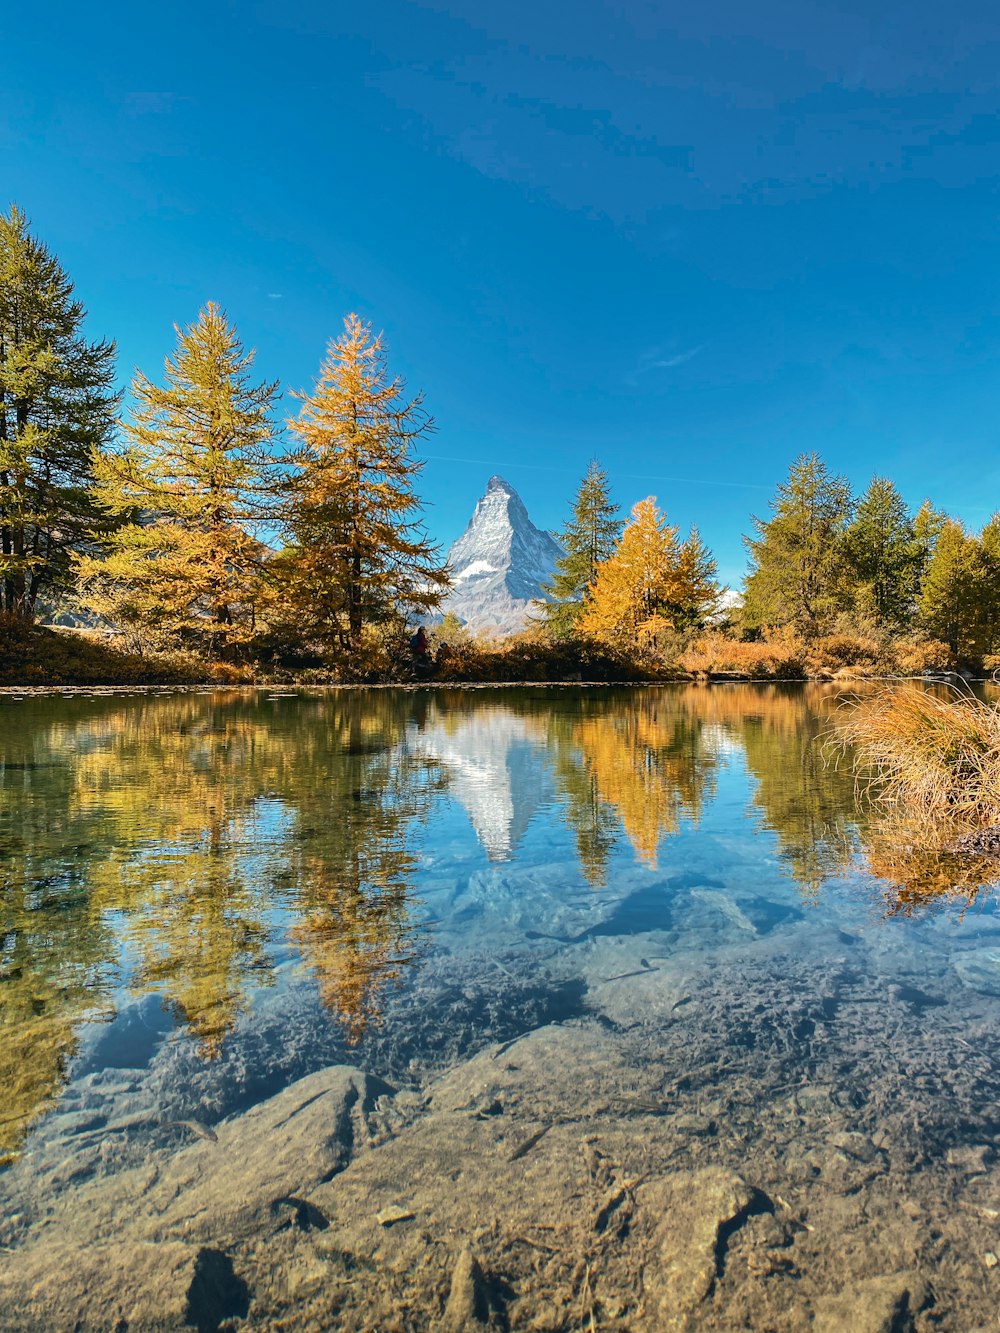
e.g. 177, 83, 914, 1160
437, 475, 564, 636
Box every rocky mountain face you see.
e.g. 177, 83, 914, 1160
438, 475, 564, 636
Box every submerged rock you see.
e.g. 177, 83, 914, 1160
812, 1272, 928, 1333
640, 1169, 755, 1327
0, 1065, 390, 1328
953, 950, 1000, 997
443, 1247, 490, 1330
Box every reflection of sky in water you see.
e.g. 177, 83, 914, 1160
2, 683, 1000, 1165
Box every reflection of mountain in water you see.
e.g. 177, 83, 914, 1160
412, 708, 550, 861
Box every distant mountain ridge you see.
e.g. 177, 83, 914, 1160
437, 475, 564, 636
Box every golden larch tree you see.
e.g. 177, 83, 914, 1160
579, 497, 681, 643
75, 303, 278, 655
278, 314, 449, 654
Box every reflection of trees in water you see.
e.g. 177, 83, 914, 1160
74, 693, 440, 1050
0, 870, 114, 1164
860, 813, 1000, 915
0, 704, 120, 1161
0, 692, 440, 1155
3, 683, 998, 1160
546, 693, 719, 883
420, 689, 720, 884
70, 696, 293, 1055
285, 702, 443, 1044
675, 683, 863, 897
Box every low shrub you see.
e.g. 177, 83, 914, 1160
835, 685, 1000, 823
805, 633, 884, 675
678, 632, 807, 680
893, 638, 955, 676
431, 632, 666, 683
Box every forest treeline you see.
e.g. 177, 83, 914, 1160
2, 205, 997, 683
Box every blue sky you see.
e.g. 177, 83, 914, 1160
5, 0, 1000, 586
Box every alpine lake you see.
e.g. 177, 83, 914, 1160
3, 682, 1000, 1331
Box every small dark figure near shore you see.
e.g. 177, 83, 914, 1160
410, 625, 432, 675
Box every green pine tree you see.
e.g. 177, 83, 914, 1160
917, 518, 977, 653
967, 514, 1000, 655
0, 205, 118, 620
742, 453, 853, 635
666, 526, 721, 630
542, 460, 621, 639
912, 498, 948, 590
841, 477, 920, 627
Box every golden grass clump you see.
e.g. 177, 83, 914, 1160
837, 686, 1000, 823
678, 632, 806, 679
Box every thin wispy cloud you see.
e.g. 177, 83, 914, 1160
647, 345, 703, 369
628, 343, 704, 384
267, 292, 284, 300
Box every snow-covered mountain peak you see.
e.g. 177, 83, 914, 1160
437, 477, 564, 636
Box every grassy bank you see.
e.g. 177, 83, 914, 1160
1, 618, 990, 688
0, 618, 234, 687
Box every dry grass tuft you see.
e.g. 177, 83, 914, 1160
836, 686, 1000, 823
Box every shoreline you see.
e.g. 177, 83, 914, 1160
0, 672, 990, 695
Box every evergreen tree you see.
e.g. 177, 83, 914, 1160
0, 205, 118, 620
841, 477, 920, 626
917, 518, 977, 653
579, 497, 680, 643
742, 453, 853, 634
75, 304, 278, 654
542, 460, 621, 639
278, 314, 448, 653
912, 498, 948, 594
913, 498, 948, 555
961, 514, 1000, 656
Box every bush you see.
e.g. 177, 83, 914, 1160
805, 633, 884, 675
835, 685, 1000, 823
431, 632, 665, 683
894, 638, 955, 675
679, 629, 965, 681
679, 632, 806, 680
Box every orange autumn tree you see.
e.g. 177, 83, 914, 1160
580, 498, 720, 649
579, 497, 680, 645
76, 304, 278, 656
277, 315, 449, 655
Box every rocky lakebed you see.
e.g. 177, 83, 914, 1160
5, 903, 1000, 1332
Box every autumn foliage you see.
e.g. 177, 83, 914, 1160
4, 203, 1000, 682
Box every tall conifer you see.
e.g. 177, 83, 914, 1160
917, 519, 978, 653
742, 453, 853, 634
668, 526, 721, 629
279, 315, 447, 653
0, 205, 118, 619
579, 497, 680, 643
542, 460, 621, 639
75, 304, 278, 654
841, 477, 920, 626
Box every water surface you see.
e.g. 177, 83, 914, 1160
2, 683, 1000, 1330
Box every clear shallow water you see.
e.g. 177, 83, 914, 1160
3, 683, 1000, 1330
